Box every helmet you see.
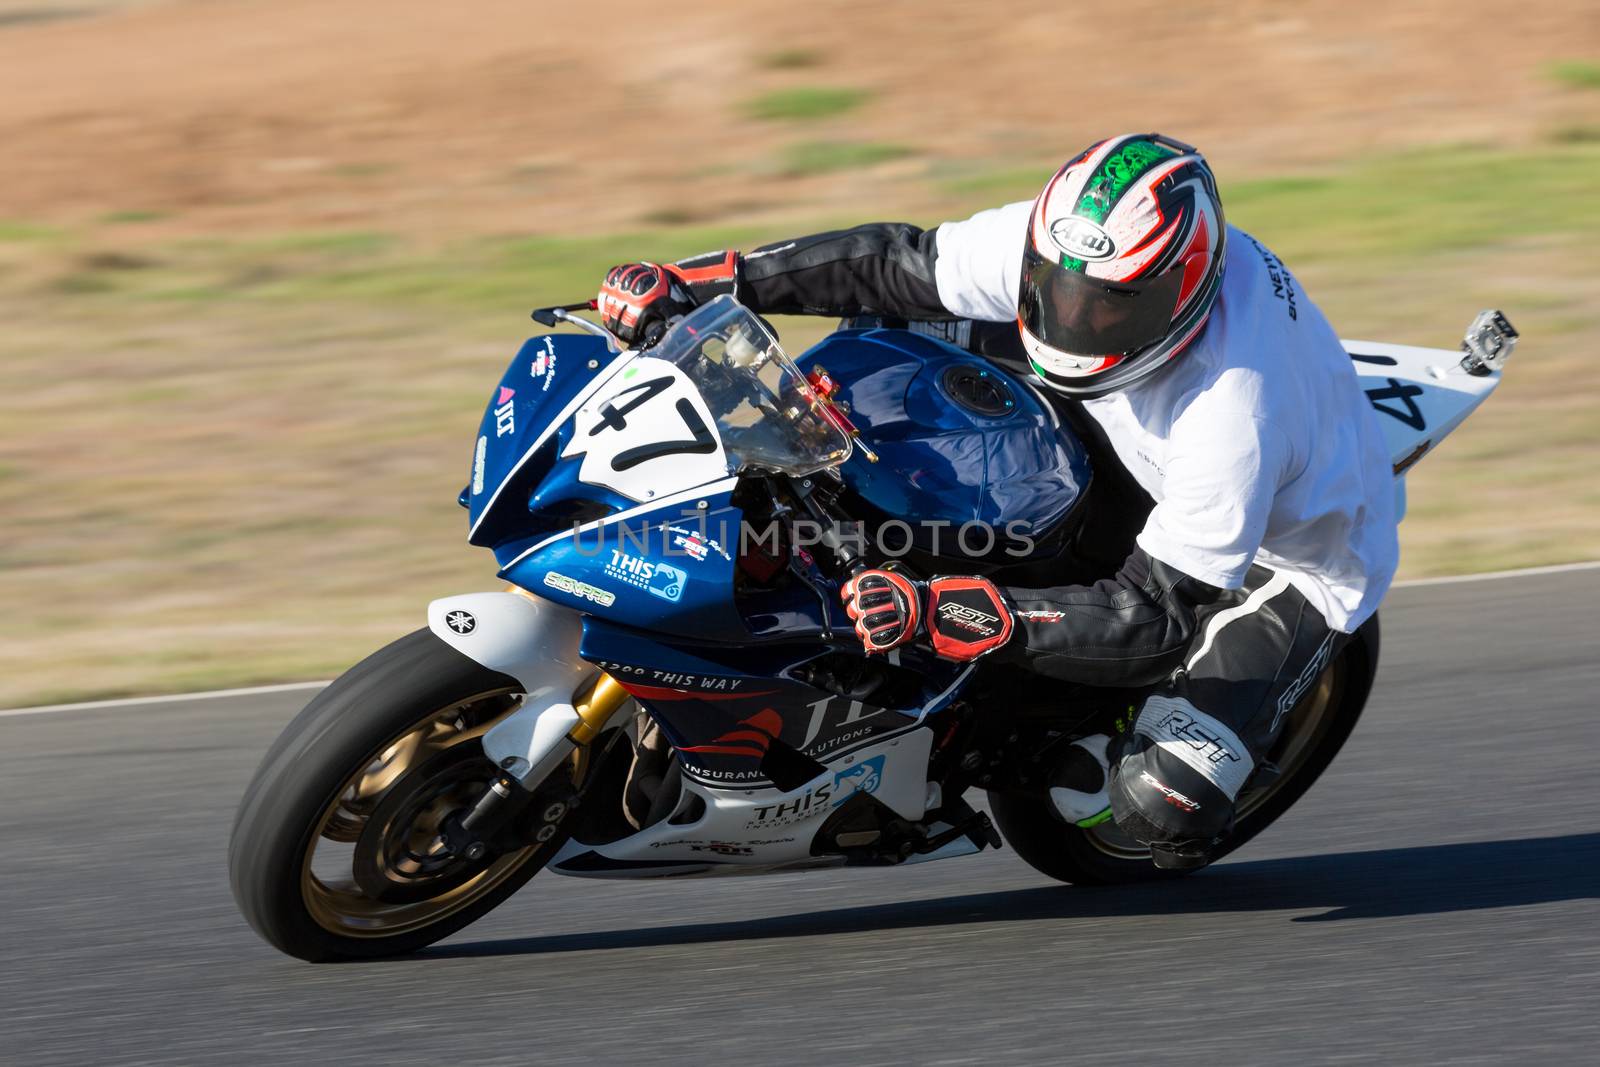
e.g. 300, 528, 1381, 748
1018, 133, 1226, 397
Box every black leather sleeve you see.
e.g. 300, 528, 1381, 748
996, 547, 1228, 688
739, 223, 953, 320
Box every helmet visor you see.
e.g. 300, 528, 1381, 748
1019, 246, 1185, 359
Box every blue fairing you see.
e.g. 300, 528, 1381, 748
578, 615, 970, 785
462, 319, 1091, 775
501, 490, 754, 645
464, 331, 616, 553
794, 328, 1090, 553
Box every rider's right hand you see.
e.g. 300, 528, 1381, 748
596, 250, 742, 347
596, 262, 694, 347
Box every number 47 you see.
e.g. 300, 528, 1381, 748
589, 376, 718, 471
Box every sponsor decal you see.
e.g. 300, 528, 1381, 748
687, 842, 753, 856
444, 610, 477, 635
531, 338, 557, 391
1269, 631, 1336, 733
1017, 609, 1065, 623
603, 550, 687, 602
1135, 448, 1166, 477
1248, 236, 1298, 321
1392, 440, 1431, 476
494, 385, 517, 437
1050, 217, 1117, 261
1152, 708, 1245, 769
471, 435, 488, 495
1140, 770, 1200, 813
938, 600, 1002, 637
746, 780, 836, 829
1137, 696, 1252, 797
592, 661, 751, 692
650, 837, 793, 851
663, 525, 730, 562
543, 571, 616, 607
736, 752, 886, 829
830, 754, 885, 807
648, 564, 687, 602
799, 695, 894, 753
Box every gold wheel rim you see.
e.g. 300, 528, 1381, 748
299, 685, 551, 939
1084, 662, 1345, 861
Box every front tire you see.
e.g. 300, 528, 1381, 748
990, 614, 1381, 885
229, 629, 568, 961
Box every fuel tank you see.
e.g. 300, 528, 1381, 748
793, 328, 1092, 560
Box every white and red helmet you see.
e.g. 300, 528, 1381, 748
1018, 133, 1226, 397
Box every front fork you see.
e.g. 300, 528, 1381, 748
439, 673, 634, 860
426, 591, 635, 855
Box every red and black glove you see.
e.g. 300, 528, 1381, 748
841, 571, 1016, 662
595, 251, 739, 347
841, 569, 922, 652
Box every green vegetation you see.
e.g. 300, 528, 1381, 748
761, 47, 823, 70
4, 141, 1600, 705
779, 140, 913, 176
1547, 59, 1600, 90
100, 209, 169, 224
0, 219, 63, 242
743, 86, 870, 121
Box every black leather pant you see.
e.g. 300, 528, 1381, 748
1107, 564, 1344, 847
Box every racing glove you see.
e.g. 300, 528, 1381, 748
841, 570, 1016, 662
595, 250, 740, 347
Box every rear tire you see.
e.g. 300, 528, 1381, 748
990, 614, 1380, 885
229, 629, 566, 962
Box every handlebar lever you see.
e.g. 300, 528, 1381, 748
530, 301, 596, 328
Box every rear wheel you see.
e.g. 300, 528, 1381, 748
229, 629, 582, 961
989, 614, 1380, 885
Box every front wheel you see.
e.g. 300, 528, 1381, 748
989, 614, 1381, 885
228, 629, 575, 962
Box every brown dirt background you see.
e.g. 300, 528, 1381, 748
2, 0, 1596, 238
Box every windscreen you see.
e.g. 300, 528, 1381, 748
652, 296, 853, 477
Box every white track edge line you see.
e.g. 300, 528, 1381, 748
5, 559, 1599, 717
0, 681, 330, 718
1390, 559, 1600, 588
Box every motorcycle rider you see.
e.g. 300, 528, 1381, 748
594, 133, 1399, 867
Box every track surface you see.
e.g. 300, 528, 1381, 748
4, 570, 1598, 1065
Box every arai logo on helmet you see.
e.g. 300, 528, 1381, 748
1049, 217, 1116, 261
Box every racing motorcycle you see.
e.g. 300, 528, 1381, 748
229, 295, 1517, 962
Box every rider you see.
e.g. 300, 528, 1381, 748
594, 133, 1399, 867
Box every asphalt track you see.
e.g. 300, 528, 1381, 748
4, 568, 1598, 1066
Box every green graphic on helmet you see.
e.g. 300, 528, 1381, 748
1020, 132, 1226, 399
1075, 139, 1176, 225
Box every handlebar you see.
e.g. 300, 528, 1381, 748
786, 474, 869, 578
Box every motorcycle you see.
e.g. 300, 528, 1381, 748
228, 295, 1517, 961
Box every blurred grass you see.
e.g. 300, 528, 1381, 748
778, 140, 914, 176
3, 141, 1599, 706
760, 47, 823, 70
1547, 59, 1600, 89
743, 86, 870, 121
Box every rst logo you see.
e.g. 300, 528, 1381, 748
938, 601, 1000, 635
494, 385, 516, 437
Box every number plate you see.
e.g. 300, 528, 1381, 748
561, 356, 729, 502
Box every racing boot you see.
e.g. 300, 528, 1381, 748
1047, 734, 1114, 827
